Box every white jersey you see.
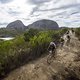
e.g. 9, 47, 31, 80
50, 42, 56, 48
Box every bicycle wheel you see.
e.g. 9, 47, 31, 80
47, 53, 53, 64
47, 50, 56, 64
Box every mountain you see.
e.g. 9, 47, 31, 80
6, 19, 59, 30
6, 20, 26, 30
27, 19, 59, 30
2, 19, 59, 37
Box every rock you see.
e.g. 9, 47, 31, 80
6, 20, 26, 30
26, 19, 59, 30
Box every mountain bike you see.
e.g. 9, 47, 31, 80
47, 49, 56, 64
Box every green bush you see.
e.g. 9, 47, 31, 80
29, 31, 51, 58
75, 27, 80, 40
24, 28, 39, 41
0, 36, 30, 78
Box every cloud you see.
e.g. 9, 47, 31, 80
35, 1, 80, 11
28, 0, 52, 15
0, 0, 80, 28
0, 22, 8, 25
7, 7, 21, 16
28, 0, 80, 27
28, 0, 50, 5
0, 0, 13, 4
29, 0, 80, 24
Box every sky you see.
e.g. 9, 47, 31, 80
0, 0, 80, 28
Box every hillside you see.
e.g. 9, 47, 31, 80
6, 20, 26, 31
3, 30, 80, 80
27, 19, 59, 30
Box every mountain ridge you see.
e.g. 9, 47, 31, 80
6, 19, 59, 30
6, 20, 26, 30
26, 19, 59, 30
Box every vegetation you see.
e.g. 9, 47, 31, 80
0, 28, 24, 37
24, 28, 39, 41
0, 28, 69, 79
75, 27, 80, 40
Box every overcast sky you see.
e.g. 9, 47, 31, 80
0, 0, 80, 28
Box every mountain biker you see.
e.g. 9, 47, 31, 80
70, 29, 75, 37
47, 42, 56, 64
72, 29, 75, 33
60, 37, 64, 48
48, 42, 56, 54
66, 30, 69, 34
64, 30, 71, 46
66, 35, 71, 44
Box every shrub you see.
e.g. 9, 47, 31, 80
24, 28, 39, 41
75, 27, 80, 40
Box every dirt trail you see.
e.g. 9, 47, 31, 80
3, 31, 80, 80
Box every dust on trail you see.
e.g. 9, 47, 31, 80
3, 30, 80, 80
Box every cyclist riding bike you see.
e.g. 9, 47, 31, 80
47, 42, 56, 64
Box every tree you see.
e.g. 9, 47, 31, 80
24, 28, 39, 41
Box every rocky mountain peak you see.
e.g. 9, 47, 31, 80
27, 19, 59, 29
6, 20, 25, 30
